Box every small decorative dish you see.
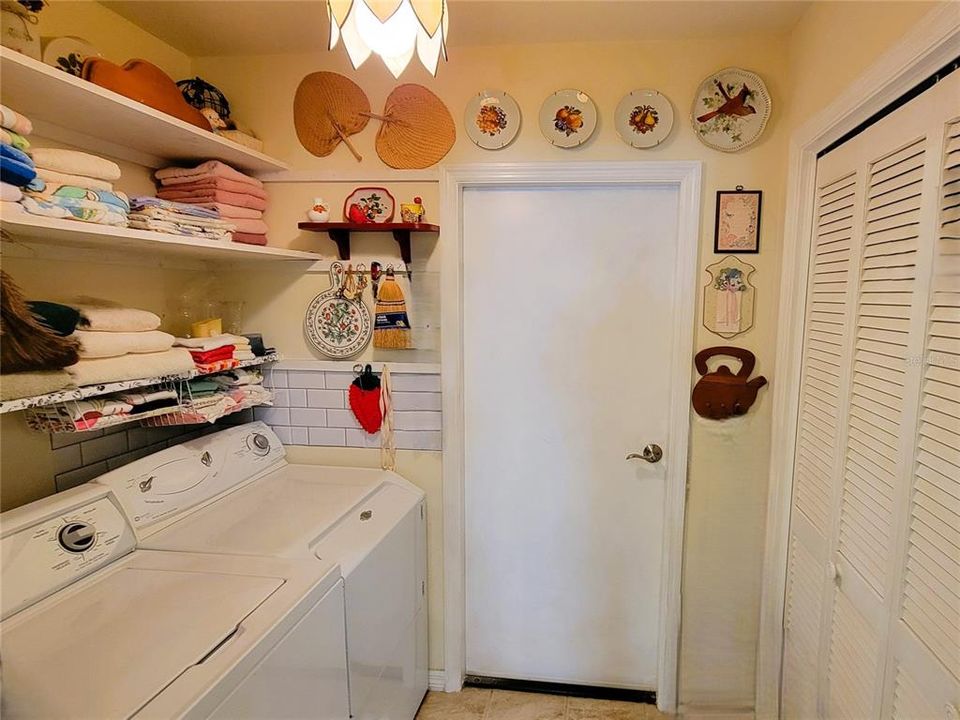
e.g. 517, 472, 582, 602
538, 89, 597, 148
691, 67, 771, 152
615, 89, 674, 148
304, 262, 372, 359
343, 186, 396, 224
465, 89, 521, 150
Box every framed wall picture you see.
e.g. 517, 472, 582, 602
714, 188, 762, 253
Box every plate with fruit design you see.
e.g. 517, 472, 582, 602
615, 89, 674, 148
465, 89, 521, 150
538, 89, 597, 148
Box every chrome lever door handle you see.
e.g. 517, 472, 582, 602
626, 444, 663, 463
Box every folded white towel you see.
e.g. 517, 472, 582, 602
30, 148, 121, 181
72, 329, 175, 359
74, 304, 162, 333
175, 333, 250, 351
66, 348, 194, 387
120, 388, 178, 405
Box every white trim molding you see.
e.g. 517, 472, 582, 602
756, 6, 960, 719
439, 161, 703, 713
428, 670, 447, 692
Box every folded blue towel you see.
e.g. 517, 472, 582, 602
1, 143, 33, 167
0, 155, 36, 186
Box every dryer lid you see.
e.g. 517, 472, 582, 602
1, 563, 281, 720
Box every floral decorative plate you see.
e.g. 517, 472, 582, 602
465, 89, 521, 150
42, 36, 100, 77
304, 262, 372, 359
343, 187, 395, 223
538, 89, 597, 148
691, 67, 771, 152
615, 89, 674, 148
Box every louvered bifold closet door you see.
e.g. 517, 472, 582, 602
885, 105, 960, 720
781, 160, 861, 718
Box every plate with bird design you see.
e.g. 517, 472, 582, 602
615, 89, 674, 148
691, 67, 771, 152
539, 89, 597, 148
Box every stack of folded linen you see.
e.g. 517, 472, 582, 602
26, 386, 183, 432
155, 161, 270, 246
0, 105, 35, 199
21, 149, 128, 227
128, 196, 235, 241
174, 333, 254, 373
63, 303, 194, 387
144, 368, 272, 426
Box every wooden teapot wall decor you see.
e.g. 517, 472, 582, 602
692, 346, 767, 420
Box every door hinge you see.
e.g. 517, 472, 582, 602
420, 503, 425, 520
422, 580, 426, 596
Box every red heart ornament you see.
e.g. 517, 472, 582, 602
349, 384, 383, 433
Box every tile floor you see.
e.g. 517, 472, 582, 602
415, 687, 673, 720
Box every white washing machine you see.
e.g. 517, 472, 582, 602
0, 483, 350, 719
93, 422, 428, 720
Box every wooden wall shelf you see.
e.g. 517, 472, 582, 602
297, 222, 440, 264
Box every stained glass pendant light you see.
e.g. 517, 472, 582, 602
327, 0, 449, 78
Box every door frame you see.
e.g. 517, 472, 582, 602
439, 161, 702, 712
755, 6, 960, 719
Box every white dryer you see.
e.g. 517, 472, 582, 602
93, 422, 428, 720
0, 483, 350, 719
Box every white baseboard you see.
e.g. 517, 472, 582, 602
428, 670, 446, 692
678, 706, 755, 720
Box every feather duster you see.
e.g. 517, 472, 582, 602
1, 270, 80, 373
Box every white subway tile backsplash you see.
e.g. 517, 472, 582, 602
254, 407, 290, 425
394, 411, 442, 431
391, 374, 442, 392
392, 392, 442, 411
264, 370, 288, 388
80, 432, 128, 465
287, 388, 308, 407
272, 426, 293, 444
345, 429, 382, 448
288, 371, 326, 389
105, 444, 164, 471
52, 444, 83, 473
394, 431, 442, 451
323, 372, 354, 390
325, 409, 359, 428
55, 461, 108, 492
307, 389, 345, 409
272, 389, 290, 406
289, 408, 328, 426
290, 427, 309, 444
309, 427, 346, 446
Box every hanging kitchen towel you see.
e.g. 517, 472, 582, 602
348, 364, 382, 434
373, 268, 410, 349
380, 364, 396, 471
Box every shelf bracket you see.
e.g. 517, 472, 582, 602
391, 230, 413, 265
327, 229, 351, 260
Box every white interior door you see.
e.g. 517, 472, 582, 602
462, 183, 680, 689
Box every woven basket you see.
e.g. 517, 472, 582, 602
294, 71, 370, 157
218, 129, 263, 153
376, 84, 455, 169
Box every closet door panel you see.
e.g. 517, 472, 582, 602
782, 163, 862, 719
889, 115, 960, 718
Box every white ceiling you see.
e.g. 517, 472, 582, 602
100, 0, 811, 58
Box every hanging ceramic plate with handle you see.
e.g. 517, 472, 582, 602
538, 89, 597, 148
42, 36, 101, 77
615, 89, 674, 148
465, 89, 521, 150
691, 67, 771, 152
304, 262, 372, 359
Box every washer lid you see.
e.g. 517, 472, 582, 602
141, 464, 385, 557
1, 564, 281, 720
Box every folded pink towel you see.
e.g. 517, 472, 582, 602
157, 188, 267, 211
155, 160, 262, 188
232, 232, 268, 246
156, 175, 269, 200
230, 217, 269, 234
203, 202, 262, 219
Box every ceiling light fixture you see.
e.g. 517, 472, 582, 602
327, 0, 449, 78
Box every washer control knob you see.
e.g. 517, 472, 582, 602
249, 433, 271, 456
58, 522, 96, 553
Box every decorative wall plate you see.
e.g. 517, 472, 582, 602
702, 256, 756, 339
304, 262, 372, 359
691, 67, 771, 152
343, 187, 395, 223
42, 36, 100, 77
539, 89, 597, 148
465, 89, 521, 150
615, 89, 674, 148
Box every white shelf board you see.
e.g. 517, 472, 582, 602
0, 48, 288, 174
0, 209, 321, 262
0, 353, 282, 415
